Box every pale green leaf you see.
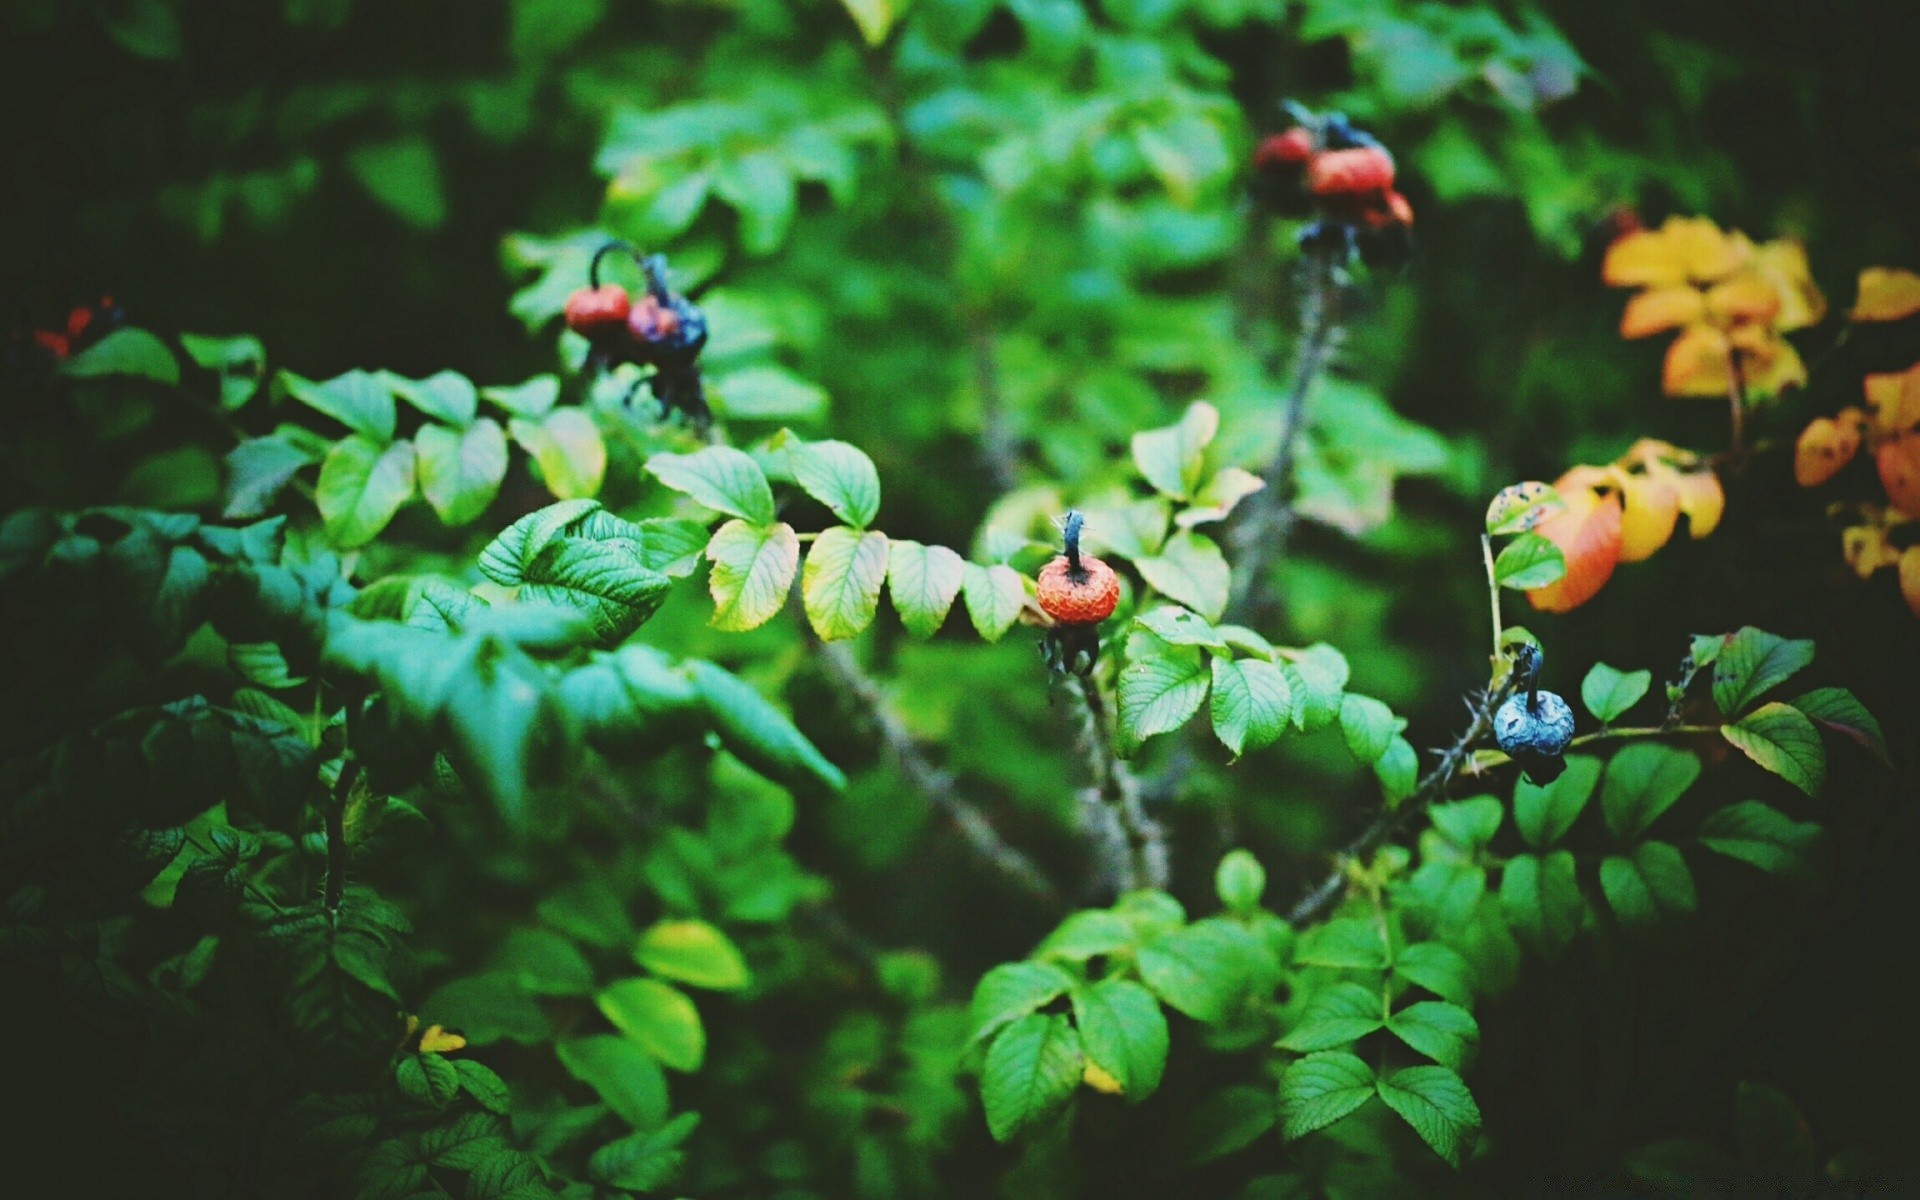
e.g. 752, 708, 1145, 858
556, 1036, 669, 1130
1493, 532, 1566, 589
511, 408, 606, 500
787, 437, 880, 527
1131, 402, 1218, 501
284, 369, 395, 441
597, 977, 705, 1072
647, 446, 775, 524
385, 369, 478, 426
315, 435, 416, 548
415, 419, 507, 526
1277, 982, 1384, 1052
1135, 531, 1229, 622
1720, 702, 1825, 796
969, 961, 1074, 1045
633, 919, 751, 991
706, 519, 800, 632
962, 562, 1027, 641
887, 540, 966, 637
801, 526, 888, 641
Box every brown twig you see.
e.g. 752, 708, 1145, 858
814, 640, 1061, 906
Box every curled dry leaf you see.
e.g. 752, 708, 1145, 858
1849, 267, 1920, 323
1864, 363, 1920, 438
1527, 466, 1624, 613
1841, 509, 1908, 579
1876, 435, 1920, 518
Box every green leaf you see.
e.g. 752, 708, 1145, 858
839, 0, 899, 45
1071, 979, 1168, 1102
396, 1053, 460, 1108
60, 327, 180, 385
422, 973, 552, 1046
1492, 532, 1566, 589
557, 1036, 670, 1130
1118, 639, 1210, 751
179, 333, 265, 410
1376, 1065, 1481, 1166
1082, 498, 1171, 560
1278, 982, 1384, 1052
492, 928, 595, 996
686, 659, 846, 792
1429, 796, 1503, 850
419, 1111, 510, 1170
1286, 644, 1350, 731
1131, 402, 1218, 501
511, 408, 606, 500
713, 149, 797, 255
1374, 736, 1419, 804
597, 977, 705, 1072
1293, 918, 1389, 970
1698, 801, 1824, 878
1135, 531, 1229, 622
969, 961, 1074, 1044
634, 919, 751, 991
801, 526, 888, 641
440, 641, 554, 824
887, 540, 966, 637
1215, 849, 1266, 913
346, 136, 446, 229
385, 370, 478, 426
1394, 943, 1474, 1006
1136, 605, 1225, 649
1601, 744, 1701, 839
522, 538, 671, 645
1387, 1002, 1479, 1070
1712, 627, 1815, 716
1278, 1052, 1375, 1140
709, 365, 827, 421
1512, 754, 1600, 848
476, 499, 601, 586
1178, 467, 1265, 528
1721, 702, 1825, 796
1790, 687, 1890, 765
706, 519, 800, 633
284, 369, 396, 441
415, 419, 507, 526
1136, 919, 1262, 1023
1581, 663, 1652, 723
1037, 911, 1135, 962
482, 376, 560, 418
1600, 841, 1696, 927
1184, 1084, 1278, 1164
648, 445, 775, 524
1210, 656, 1294, 757
223, 434, 315, 519
981, 1014, 1083, 1142
962, 562, 1027, 641
589, 1112, 700, 1191
788, 437, 880, 527
315, 436, 416, 549
1338, 694, 1400, 764
454, 1059, 511, 1115
1500, 850, 1583, 954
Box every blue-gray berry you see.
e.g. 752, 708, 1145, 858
1495, 689, 1575, 784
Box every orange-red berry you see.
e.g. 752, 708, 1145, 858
1254, 127, 1314, 169
1037, 555, 1120, 626
564, 284, 632, 336
1308, 146, 1395, 197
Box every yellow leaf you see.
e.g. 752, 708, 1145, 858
1877, 434, 1920, 518
1863, 362, 1920, 437
1842, 512, 1905, 579
1619, 286, 1704, 339
1739, 333, 1807, 395
838, 0, 897, 46
1527, 466, 1624, 613
1603, 216, 1743, 288
1083, 1061, 1124, 1095
1794, 414, 1863, 488
1849, 267, 1920, 322
1662, 324, 1733, 397
1484, 480, 1562, 534
1902, 548, 1920, 619
1752, 239, 1826, 330
1671, 468, 1724, 538
418, 1024, 467, 1053
1608, 464, 1680, 562
1703, 273, 1781, 327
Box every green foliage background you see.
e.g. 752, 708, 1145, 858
2, 0, 1917, 1196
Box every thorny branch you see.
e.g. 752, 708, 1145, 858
814, 640, 1061, 907
1285, 675, 1516, 927
1228, 245, 1346, 623
1065, 674, 1168, 896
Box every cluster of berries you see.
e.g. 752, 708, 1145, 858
1491, 642, 1576, 784
1252, 110, 1414, 268
5, 295, 124, 378
1037, 510, 1121, 678
563, 244, 711, 428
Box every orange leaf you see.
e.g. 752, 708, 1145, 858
1704, 273, 1782, 328
1620, 287, 1705, 338
1863, 362, 1920, 437
1752, 239, 1826, 330
1877, 434, 1920, 517
1795, 415, 1863, 487
1527, 467, 1624, 612
1849, 267, 1920, 322
1901, 548, 1920, 619
1608, 464, 1680, 562
1662, 324, 1733, 397
1671, 468, 1724, 538
1736, 331, 1807, 395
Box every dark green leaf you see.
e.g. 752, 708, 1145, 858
1712, 627, 1814, 716
1278, 1052, 1374, 1140
1376, 1065, 1481, 1166
1600, 744, 1700, 840
557, 1035, 670, 1130
1278, 982, 1384, 1052
981, 1013, 1083, 1142
1581, 663, 1652, 722
1386, 1002, 1479, 1070
1697, 801, 1823, 878
1721, 702, 1825, 796
1071, 978, 1168, 1101
1513, 754, 1600, 848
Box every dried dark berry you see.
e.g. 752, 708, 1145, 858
1494, 689, 1576, 784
